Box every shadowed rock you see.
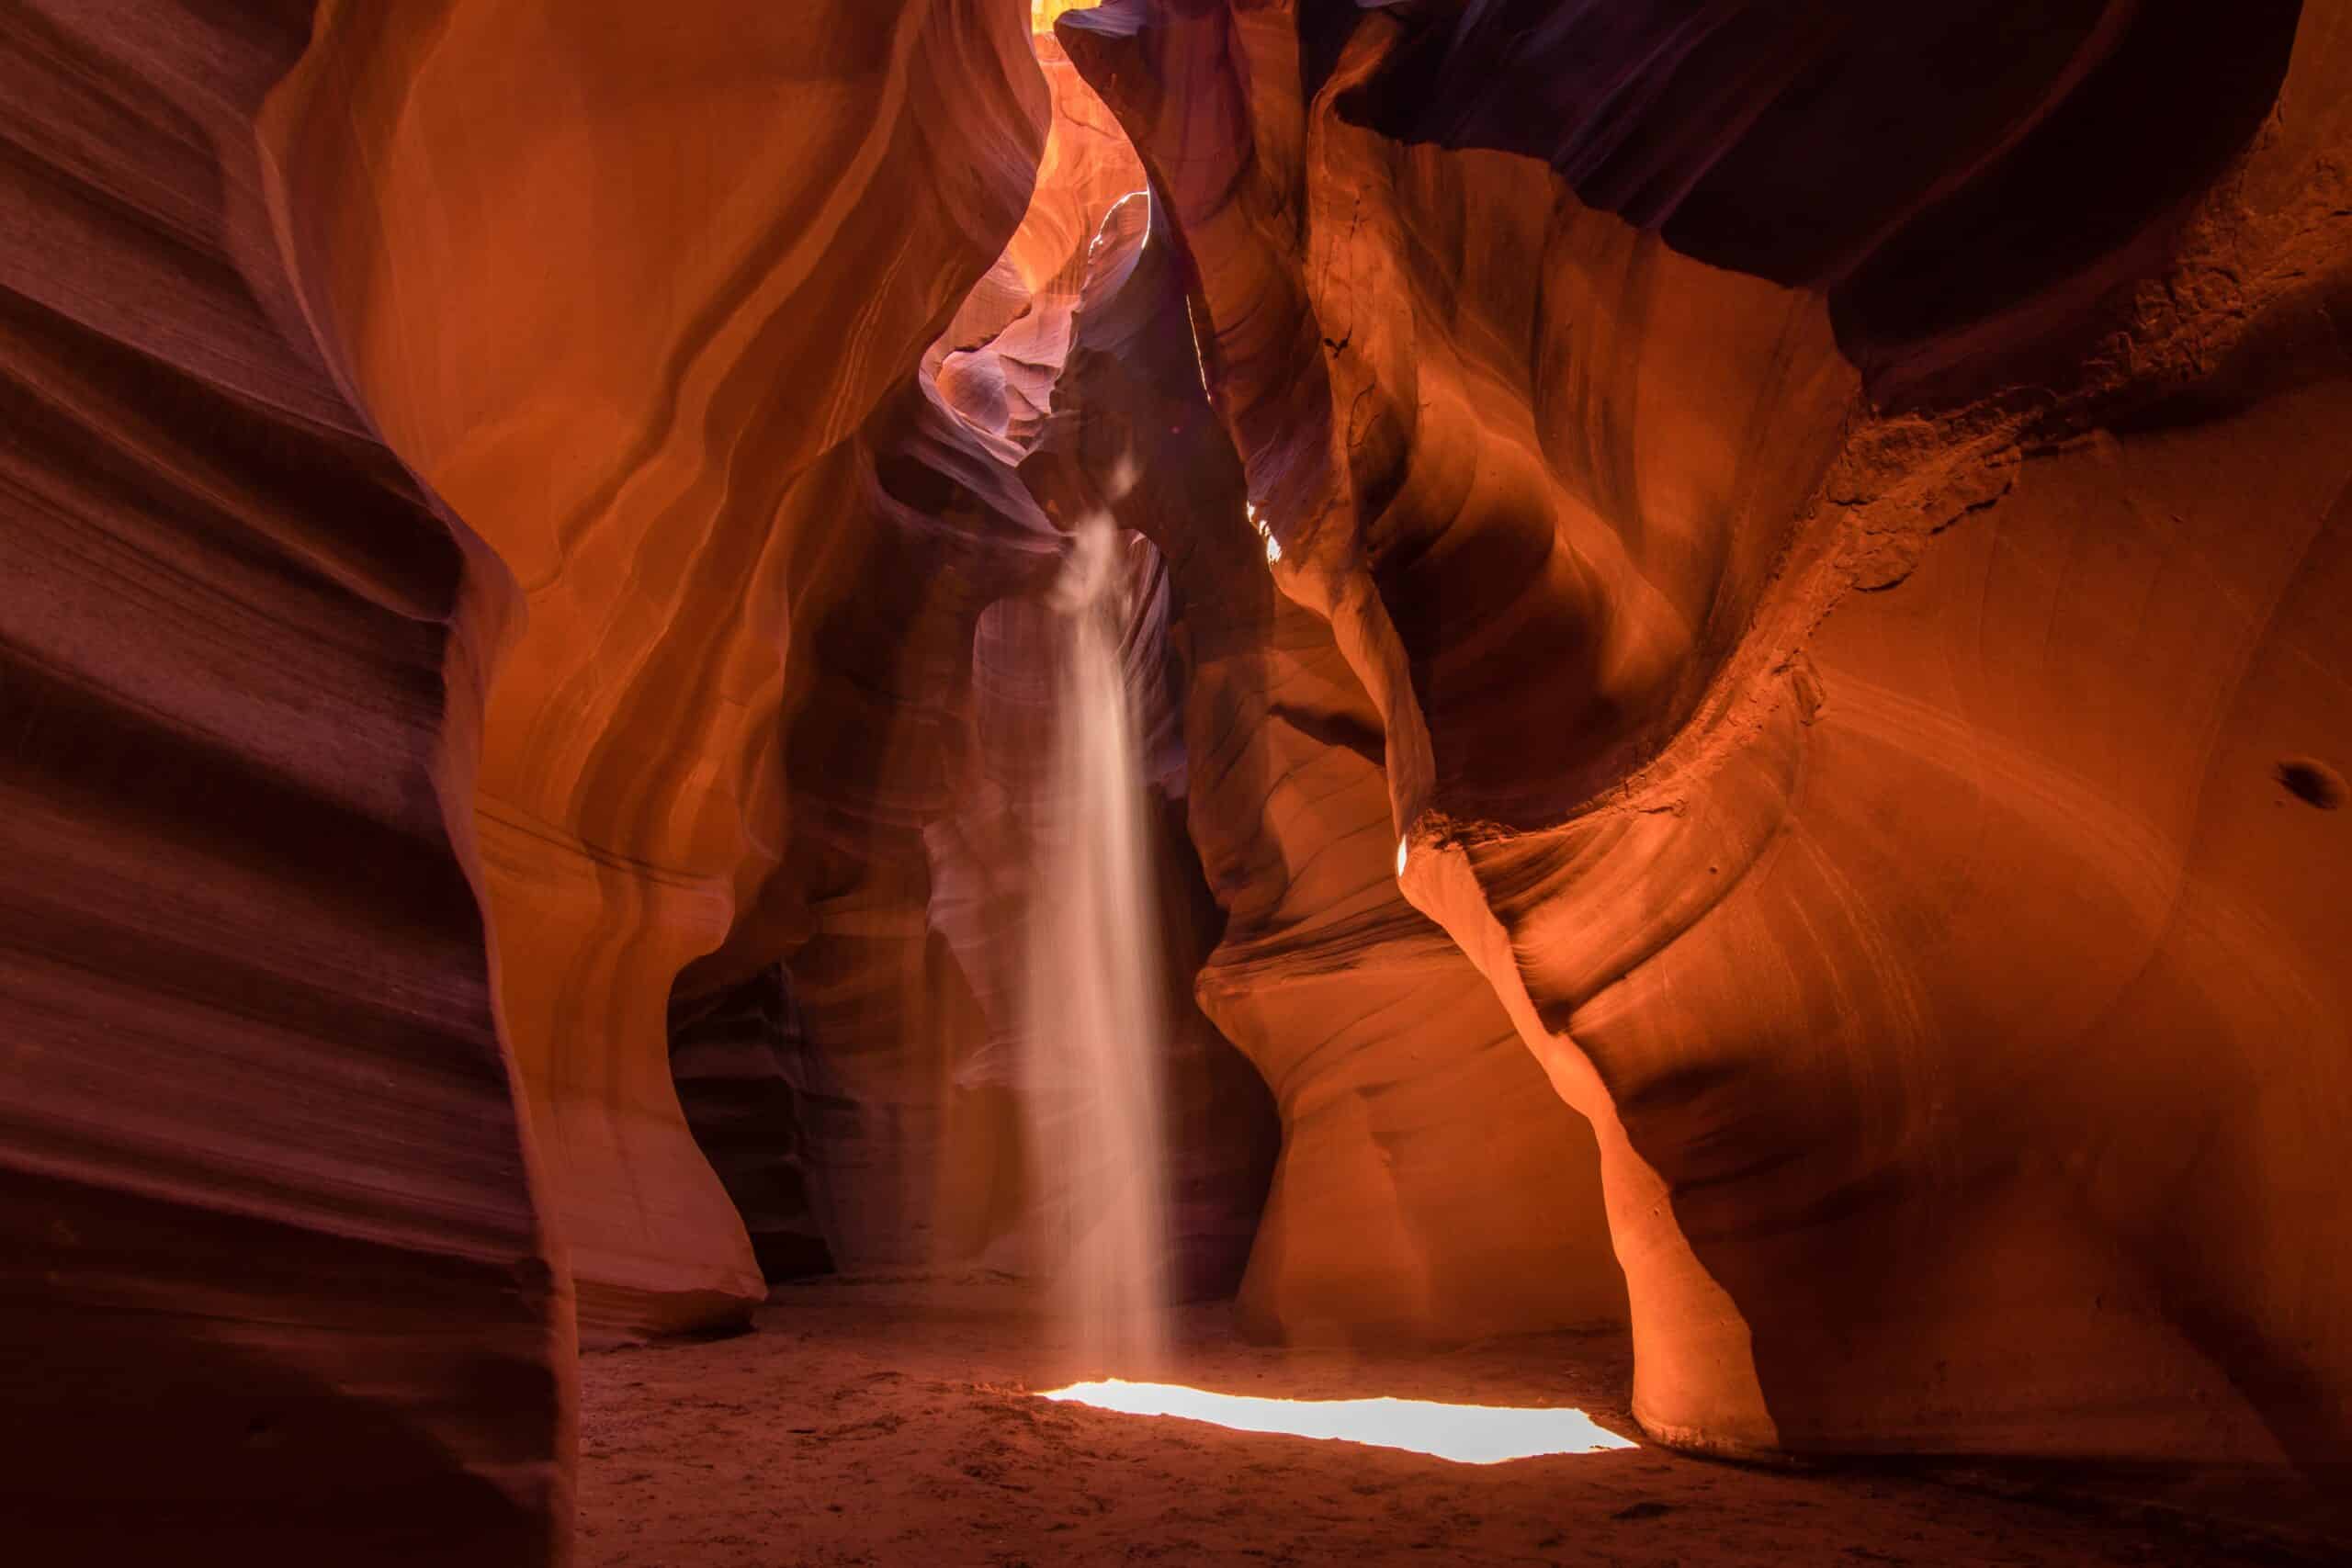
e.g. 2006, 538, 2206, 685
1067, 0, 2352, 1478
0, 1, 564, 1557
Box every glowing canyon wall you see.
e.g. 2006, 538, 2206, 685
1062, 0, 2352, 1473
1015, 189, 1628, 1342
7, 0, 2352, 1561
2, 0, 1065, 1554
264, 0, 1055, 1339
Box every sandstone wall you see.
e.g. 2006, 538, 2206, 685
1067, 0, 2352, 1472
0, 2, 567, 1557
265, 0, 1053, 1338
1020, 178, 1629, 1343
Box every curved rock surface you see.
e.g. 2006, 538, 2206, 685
901, 85, 1283, 1292
266, 0, 1053, 1338
15, 0, 2352, 1559
0, 2, 564, 1558
680, 35, 1277, 1290
1067, 0, 2352, 1472
667, 966, 833, 1282
1019, 190, 1627, 1343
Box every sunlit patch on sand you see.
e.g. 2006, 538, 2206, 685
1037, 1381, 1638, 1464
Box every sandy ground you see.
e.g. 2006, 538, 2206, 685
576, 1280, 2335, 1567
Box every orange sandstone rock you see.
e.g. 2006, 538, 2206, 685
1069, 0, 2352, 1474
267, 0, 1053, 1339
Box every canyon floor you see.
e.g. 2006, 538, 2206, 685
575, 1281, 2337, 1567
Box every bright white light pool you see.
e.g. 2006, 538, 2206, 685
1036, 1380, 1638, 1464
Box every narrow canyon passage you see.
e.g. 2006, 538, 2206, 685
5, 1, 2351, 1563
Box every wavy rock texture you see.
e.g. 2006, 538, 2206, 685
1067, 0, 2352, 1474
638, 28, 1280, 1290
732, 367, 1056, 1274
696, 40, 1123, 1275
0, 2, 564, 1560
901, 70, 1283, 1292
265, 0, 1053, 1339
1018, 191, 1627, 1342
667, 966, 832, 1282
19, 5, 2352, 1562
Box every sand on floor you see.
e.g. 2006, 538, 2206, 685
574, 1280, 2336, 1567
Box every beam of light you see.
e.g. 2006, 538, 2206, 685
1036, 1380, 1638, 1464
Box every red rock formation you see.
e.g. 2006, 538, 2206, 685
666, 966, 832, 1282
1066, 0, 2352, 1474
16, 0, 2352, 1557
691, 53, 1117, 1273
1019, 186, 1627, 1342
266, 0, 1054, 1339
0, 3, 564, 1559
892, 68, 1283, 1291
0, 0, 1105, 1554
653, 26, 1277, 1291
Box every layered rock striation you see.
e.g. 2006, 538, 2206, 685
0, 2, 565, 1559
1018, 182, 1628, 1343
266, 0, 1055, 1339
667, 965, 833, 1283
1067, 0, 2352, 1474
13, 4, 2352, 1562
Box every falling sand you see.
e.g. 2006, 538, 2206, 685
1018, 507, 1170, 1378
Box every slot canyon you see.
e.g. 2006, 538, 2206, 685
3, 0, 2350, 1562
